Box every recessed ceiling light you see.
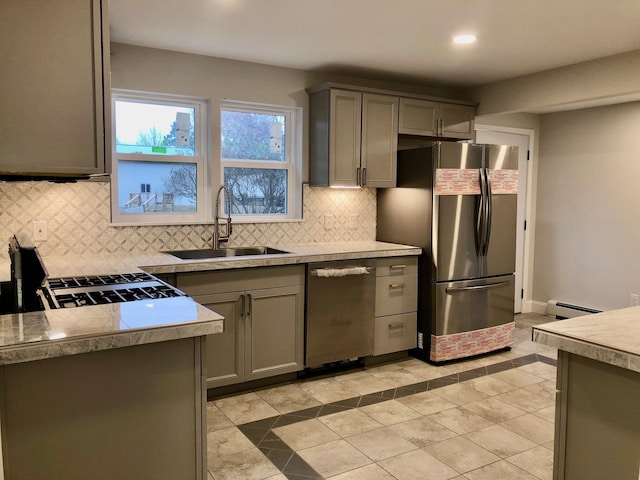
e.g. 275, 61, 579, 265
453, 34, 477, 45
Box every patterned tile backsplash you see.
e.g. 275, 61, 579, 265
0, 181, 377, 257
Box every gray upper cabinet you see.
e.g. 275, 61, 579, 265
398, 97, 475, 140
309, 87, 398, 188
0, 0, 110, 176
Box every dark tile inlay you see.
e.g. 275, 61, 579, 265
234, 351, 557, 480
283, 453, 324, 478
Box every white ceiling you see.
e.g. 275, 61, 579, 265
109, 0, 640, 88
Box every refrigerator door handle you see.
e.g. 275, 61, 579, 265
483, 168, 493, 256
445, 281, 511, 293
476, 169, 487, 256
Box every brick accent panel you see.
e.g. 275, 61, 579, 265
430, 322, 515, 362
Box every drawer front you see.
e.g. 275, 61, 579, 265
375, 273, 418, 317
376, 257, 418, 277
374, 312, 417, 355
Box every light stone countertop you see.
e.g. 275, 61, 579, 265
533, 306, 640, 373
0, 241, 419, 365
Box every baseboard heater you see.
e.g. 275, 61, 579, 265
547, 300, 601, 319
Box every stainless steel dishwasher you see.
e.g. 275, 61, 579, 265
305, 259, 376, 367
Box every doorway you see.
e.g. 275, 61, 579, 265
475, 128, 531, 313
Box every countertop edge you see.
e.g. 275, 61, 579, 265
0, 318, 224, 366
532, 327, 640, 374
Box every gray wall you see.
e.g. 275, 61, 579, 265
533, 101, 640, 310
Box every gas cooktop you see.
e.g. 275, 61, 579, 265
41, 273, 186, 309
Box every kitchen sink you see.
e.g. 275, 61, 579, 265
165, 246, 289, 260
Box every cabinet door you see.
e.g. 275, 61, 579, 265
0, 0, 107, 175
329, 89, 362, 187
398, 98, 439, 136
361, 94, 398, 188
192, 292, 244, 388
245, 285, 304, 381
440, 103, 475, 140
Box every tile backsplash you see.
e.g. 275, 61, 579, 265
0, 181, 376, 257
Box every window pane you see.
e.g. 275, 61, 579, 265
115, 101, 195, 156
221, 111, 286, 161
117, 160, 197, 214
224, 167, 287, 214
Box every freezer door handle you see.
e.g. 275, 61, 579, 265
446, 281, 511, 294
477, 168, 487, 255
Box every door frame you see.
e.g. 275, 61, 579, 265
475, 125, 536, 314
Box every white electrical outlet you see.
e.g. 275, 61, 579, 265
324, 214, 334, 230
631, 293, 640, 307
348, 214, 359, 229
33, 221, 48, 241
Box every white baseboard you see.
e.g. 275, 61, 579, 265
526, 300, 548, 315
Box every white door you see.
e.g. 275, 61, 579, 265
475, 130, 529, 313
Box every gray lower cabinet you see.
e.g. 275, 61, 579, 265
553, 351, 640, 480
0, 0, 109, 176
176, 266, 305, 388
374, 257, 418, 355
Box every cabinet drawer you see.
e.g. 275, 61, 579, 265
374, 313, 417, 355
376, 257, 418, 277
375, 273, 418, 316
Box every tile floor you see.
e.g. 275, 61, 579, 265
205, 313, 558, 480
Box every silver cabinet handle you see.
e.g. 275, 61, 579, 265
446, 281, 510, 294
388, 322, 404, 330
389, 283, 406, 289
389, 264, 406, 272
310, 266, 374, 277
240, 294, 245, 319
356, 167, 361, 186
246, 292, 252, 316
362, 167, 367, 186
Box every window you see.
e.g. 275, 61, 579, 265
220, 101, 302, 222
111, 91, 208, 224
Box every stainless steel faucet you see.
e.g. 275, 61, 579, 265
214, 185, 232, 249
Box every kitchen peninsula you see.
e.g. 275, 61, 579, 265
0, 294, 223, 480
533, 307, 640, 480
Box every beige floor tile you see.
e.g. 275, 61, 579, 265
206, 426, 254, 460
327, 463, 396, 480
273, 417, 340, 450
396, 390, 457, 416
264, 475, 288, 480
298, 378, 360, 404
392, 359, 446, 380
507, 445, 554, 480
428, 406, 495, 435
214, 392, 279, 425
208, 447, 280, 480
515, 362, 557, 380
423, 436, 500, 474
346, 426, 417, 461
369, 368, 429, 387
465, 424, 537, 458
490, 369, 544, 388
389, 416, 458, 447
524, 380, 556, 402
465, 375, 519, 396
298, 439, 372, 478
462, 397, 527, 423
255, 383, 322, 414
497, 386, 555, 413
464, 459, 540, 480
360, 399, 422, 425
542, 440, 555, 451
378, 449, 459, 480
537, 348, 558, 360
206, 402, 234, 432
334, 372, 396, 395
532, 405, 556, 423
319, 408, 383, 437
501, 413, 555, 444
430, 383, 489, 406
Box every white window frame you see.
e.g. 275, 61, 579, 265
220, 100, 302, 223
110, 90, 210, 225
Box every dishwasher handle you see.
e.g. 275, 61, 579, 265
310, 266, 374, 277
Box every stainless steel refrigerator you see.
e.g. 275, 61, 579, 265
377, 141, 518, 362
